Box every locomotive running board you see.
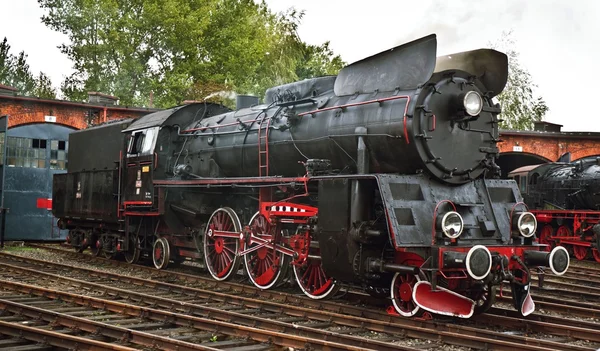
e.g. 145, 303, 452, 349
412, 281, 475, 318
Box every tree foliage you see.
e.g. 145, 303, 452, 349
38, 0, 345, 108
296, 41, 344, 80
33, 72, 58, 99
0, 37, 57, 98
490, 31, 548, 130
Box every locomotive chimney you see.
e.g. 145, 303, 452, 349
236, 95, 259, 110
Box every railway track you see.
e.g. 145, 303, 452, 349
0, 263, 404, 350
529, 262, 600, 303
0, 289, 225, 351
1, 247, 599, 350
24, 244, 600, 319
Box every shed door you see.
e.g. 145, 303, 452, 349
0, 123, 72, 241
0, 116, 6, 245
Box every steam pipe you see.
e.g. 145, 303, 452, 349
381, 263, 420, 274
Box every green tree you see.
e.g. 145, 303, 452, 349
10, 51, 36, 94
38, 0, 345, 108
0, 38, 12, 84
34, 72, 57, 99
296, 41, 345, 80
490, 31, 548, 130
0, 36, 55, 97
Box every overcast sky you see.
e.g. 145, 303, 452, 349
0, 0, 598, 131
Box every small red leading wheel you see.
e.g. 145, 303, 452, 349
390, 257, 424, 317
557, 225, 588, 261
293, 246, 338, 299
538, 225, 554, 252
203, 207, 242, 281
124, 236, 141, 265
390, 271, 422, 317
572, 245, 590, 261
243, 212, 290, 290
152, 237, 170, 270
593, 249, 600, 263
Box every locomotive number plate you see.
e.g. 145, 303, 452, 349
142, 166, 150, 173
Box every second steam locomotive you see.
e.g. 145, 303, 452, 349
510, 156, 600, 263
52, 34, 569, 319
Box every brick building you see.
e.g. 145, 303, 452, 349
0, 84, 158, 242
0, 85, 155, 129
497, 121, 600, 176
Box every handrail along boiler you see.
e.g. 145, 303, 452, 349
52, 34, 569, 318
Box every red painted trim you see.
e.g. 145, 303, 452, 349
559, 240, 591, 247
154, 176, 309, 186
509, 202, 529, 227
211, 230, 241, 239
431, 200, 457, 245
36, 198, 52, 210
532, 209, 600, 216
117, 150, 123, 218
261, 202, 318, 218
123, 201, 152, 205
124, 211, 160, 216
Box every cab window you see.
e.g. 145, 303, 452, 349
519, 175, 527, 193
127, 127, 158, 157
128, 132, 145, 155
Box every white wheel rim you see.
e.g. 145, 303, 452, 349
390, 271, 421, 317
204, 207, 241, 281
244, 212, 285, 290
293, 261, 337, 300
153, 237, 169, 270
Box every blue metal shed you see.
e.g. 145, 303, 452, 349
0, 116, 74, 241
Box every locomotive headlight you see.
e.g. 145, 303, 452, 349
440, 211, 464, 239
513, 212, 537, 238
463, 91, 483, 116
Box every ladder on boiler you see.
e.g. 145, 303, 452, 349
257, 112, 271, 177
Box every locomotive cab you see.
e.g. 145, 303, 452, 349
123, 127, 159, 205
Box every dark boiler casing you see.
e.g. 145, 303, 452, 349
173, 36, 507, 185
529, 158, 600, 210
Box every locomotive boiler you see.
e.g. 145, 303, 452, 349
510, 157, 600, 262
53, 34, 569, 319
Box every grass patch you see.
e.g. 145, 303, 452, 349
0, 245, 39, 252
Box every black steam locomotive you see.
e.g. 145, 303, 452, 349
52, 34, 569, 319
510, 156, 600, 263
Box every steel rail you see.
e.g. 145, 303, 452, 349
0, 252, 591, 351
497, 290, 600, 319
16, 246, 600, 321
0, 265, 397, 351
530, 279, 600, 300
0, 293, 220, 351
0, 319, 138, 351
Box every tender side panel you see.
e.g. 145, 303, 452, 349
67, 119, 131, 173
52, 170, 119, 222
